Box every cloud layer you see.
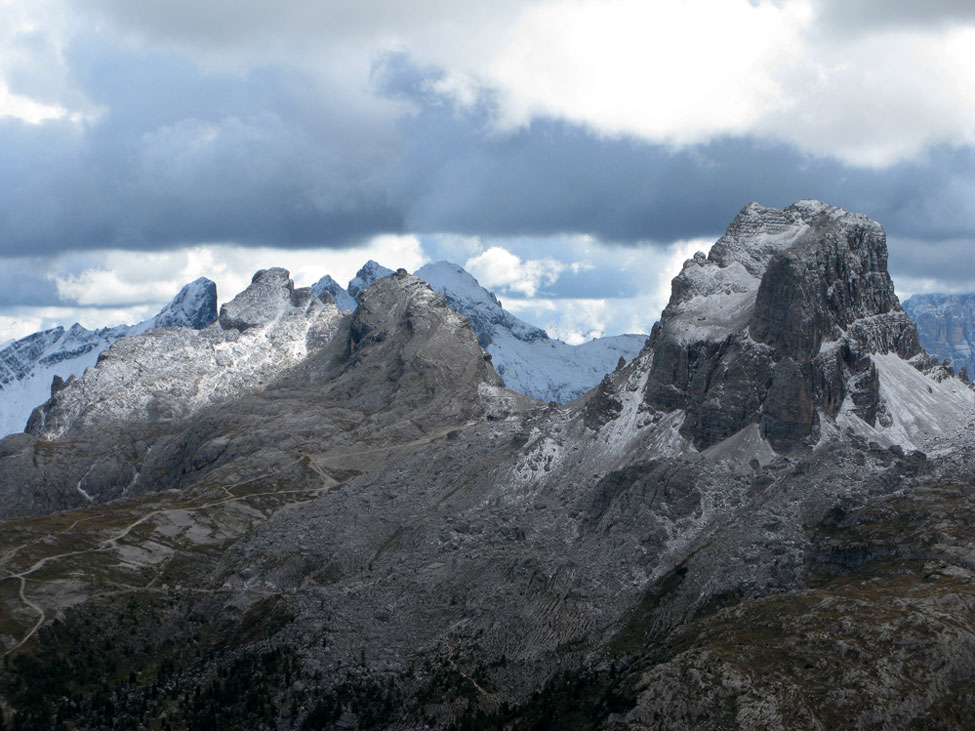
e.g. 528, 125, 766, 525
0, 0, 971, 343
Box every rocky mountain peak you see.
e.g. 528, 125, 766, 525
644, 200, 933, 452
414, 260, 644, 404
416, 260, 548, 345
347, 260, 394, 301
332, 271, 506, 416
150, 276, 217, 330
311, 274, 356, 311
27, 269, 343, 443
218, 267, 308, 331
748, 202, 905, 362
0, 278, 221, 439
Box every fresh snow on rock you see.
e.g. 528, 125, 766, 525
27, 269, 339, 441
0, 278, 217, 438
148, 277, 218, 330
311, 275, 356, 311
837, 351, 975, 454
347, 260, 395, 301
415, 261, 645, 404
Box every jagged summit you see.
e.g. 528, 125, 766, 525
1, 203, 974, 729
2, 267, 527, 517
321, 270, 512, 419
639, 200, 970, 452
151, 277, 217, 330
347, 260, 394, 301
416, 261, 548, 345
416, 260, 645, 403
0, 278, 218, 439
28, 269, 341, 443
219, 267, 313, 331
303, 259, 644, 404
311, 274, 356, 311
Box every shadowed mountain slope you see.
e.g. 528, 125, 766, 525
0, 202, 972, 730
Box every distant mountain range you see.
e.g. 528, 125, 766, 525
902, 293, 975, 378
0, 263, 644, 438
0, 277, 217, 437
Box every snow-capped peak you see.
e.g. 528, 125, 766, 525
147, 277, 218, 331
348, 260, 395, 301
414, 260, 644, 404
0, 278, 218, 438
415, 261, 548, 344
311, 275, 356, 311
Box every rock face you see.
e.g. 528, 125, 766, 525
310, 274, 356, 311
903, 293, 975, 377
151, 277, 218, 329
645, 200, 923, 451
0, 277, 217, 438
314, 259, 645, 404
347, 259, 394, 301
0, 269, 519, 519
0, 202, 973, 730
29, 269, 336, 442
416, 260, 645, 403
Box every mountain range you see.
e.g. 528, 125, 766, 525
0, 201, 973, 729
0, 262, 643, 440
0, 277, 217, 438
902, 293, 975, 379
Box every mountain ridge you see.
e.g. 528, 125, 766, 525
0, 200, 972, 729
0, 277, 217, 438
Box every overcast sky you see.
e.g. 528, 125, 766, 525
0, 0, 972, 344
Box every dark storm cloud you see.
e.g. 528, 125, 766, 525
0, 39, 404, 256
379, 52, 973, 246
0, 46, 971, 270
0, 266, 60, 307
888, 238, 975, 288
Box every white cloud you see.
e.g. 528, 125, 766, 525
504, 297, 612, 344
0, 304, 155, 342
485, 0, 974, 166
50, 235, 427, 311
465, 246, 564, 296
5, 0, 972, 170
489, 0, 807, 142
757, 23, 975, 165
495, 236, 715, 342
0, 82, 66, 123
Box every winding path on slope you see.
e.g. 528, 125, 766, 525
0, 421, 477, 655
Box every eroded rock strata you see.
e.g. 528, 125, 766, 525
0, 202, 972, 730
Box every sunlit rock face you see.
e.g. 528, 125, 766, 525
0, 277, 217, 439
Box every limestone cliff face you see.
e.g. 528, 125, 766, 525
645, 200, 921, 451
0, 269, 518, 519
27, 268, 342, 442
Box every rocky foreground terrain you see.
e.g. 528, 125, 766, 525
0, 201, 973, 730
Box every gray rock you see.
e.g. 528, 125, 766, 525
644, 200, 927, 451
0, 201, 972, 730
347, 259, 394, 301
903, 293, 975, 376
